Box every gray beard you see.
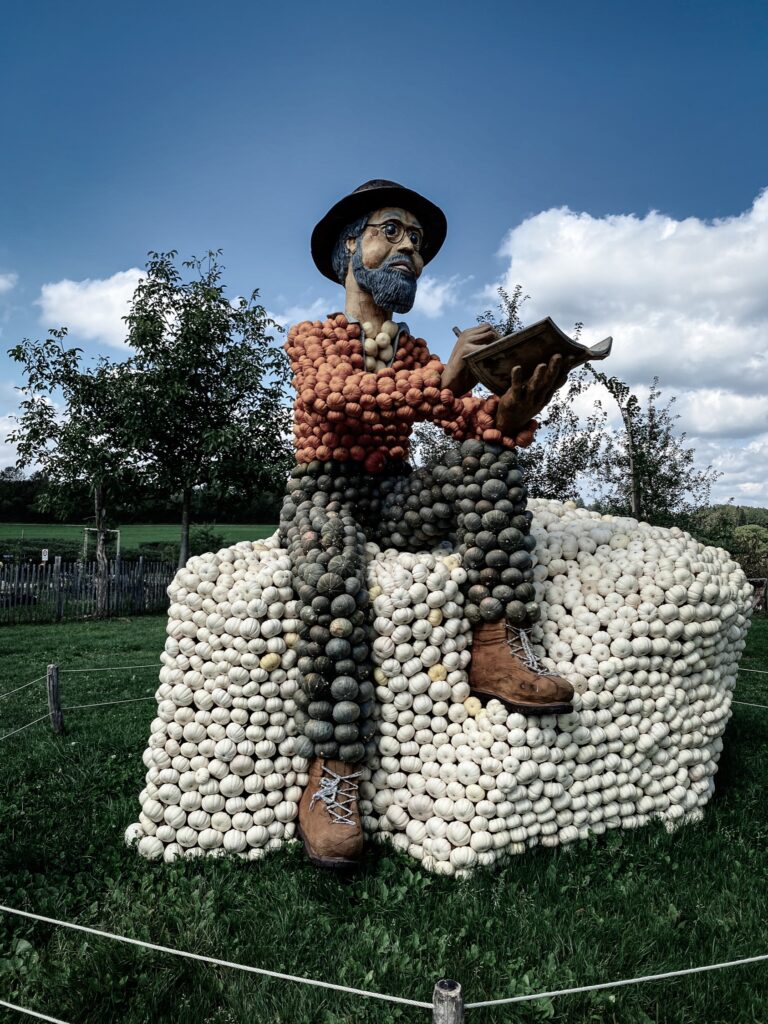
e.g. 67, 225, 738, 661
352, 242, 418, 314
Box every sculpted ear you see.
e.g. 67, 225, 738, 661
345, 236, 356, 254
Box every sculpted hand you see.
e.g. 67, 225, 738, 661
441, 324, 499, 396
496, 354, 569, 437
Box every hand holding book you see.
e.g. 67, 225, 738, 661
444, 317, 612, 438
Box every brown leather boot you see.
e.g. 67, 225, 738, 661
297, 757, 364, 868
469, 620, 574, 714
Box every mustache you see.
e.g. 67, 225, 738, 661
381, 252, 416, 275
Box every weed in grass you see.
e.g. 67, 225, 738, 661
0, 618, 766, 1022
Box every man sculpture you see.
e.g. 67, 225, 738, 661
280, 180, 573, 867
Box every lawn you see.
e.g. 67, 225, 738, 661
0, 616, 766, 1023
0, 523, 278, 548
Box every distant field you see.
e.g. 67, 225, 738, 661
0, 522, 277, 547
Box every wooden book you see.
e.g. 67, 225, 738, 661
463, 317, 612, 396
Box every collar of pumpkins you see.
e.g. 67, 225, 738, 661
360, 318, 404, 372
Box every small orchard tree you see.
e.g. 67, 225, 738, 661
476, 284, 528, 336
123, 251, 292, 567
732, 524, 768, 579
590, 372, 719, 526
7, 328, 136, 616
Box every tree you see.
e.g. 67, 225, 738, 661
476, 283, 528, 336
589, 372, 719, 525
123, 251, 292, 566
7, 328, 136, 615
731, 524, 768, 579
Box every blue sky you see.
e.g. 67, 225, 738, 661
2, 0, 767, 502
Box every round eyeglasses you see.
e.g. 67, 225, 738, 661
366, 219, 425, 252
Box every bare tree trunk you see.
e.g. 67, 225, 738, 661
620, 404, 642, 519
94, 485, 109, 618
178, 487, 192, 568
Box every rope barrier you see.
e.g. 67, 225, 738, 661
0, 715, 51, 742
0, 676, 46, 700
732, 699, 768, 710
463, 951, 768, 1009
2, 901, 767, 1015
739, 667, 768, 675
59, 664, 158, 674
60, 695, 156, 712
0, 998, 71, 1023
0, 905, 433, 1010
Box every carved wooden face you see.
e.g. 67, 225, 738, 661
346, 207, 425, 278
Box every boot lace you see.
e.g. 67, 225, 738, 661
310, 764, 362, 826
506, 625, 555, 678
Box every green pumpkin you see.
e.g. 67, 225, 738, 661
330, 593, 356, 617
294, 735, 314, 758
505, 600, 527, 625
317, 572, 345, 597
326, 637, 352, 660
332, 700, 361, 724
358, 680, 375, 701
460, 439, 485, 458
330, 677, 359, 701
307, 700, 333, 721
485, 549, 510, 569
479, 597, 504, 622
339, 742, 365, 763
482, 510, 509, 532
304, 719, 333, 742
334, 723, 360, 742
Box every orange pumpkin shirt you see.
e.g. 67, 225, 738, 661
286, 313, 530, 474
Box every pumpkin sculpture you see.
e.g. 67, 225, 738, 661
129, 177, 751, 872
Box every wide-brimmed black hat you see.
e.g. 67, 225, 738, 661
311, 179, 448, 283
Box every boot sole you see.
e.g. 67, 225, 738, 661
470, 687, 573, 716
296, 825, 362, 870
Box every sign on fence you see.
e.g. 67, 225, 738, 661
41, 549, 49, 562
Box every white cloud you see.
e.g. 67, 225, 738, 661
676, 390, 768, 438
694, 434, 768, 506
487, 190, 768, 505
267, 297, 331, 330
0, 413, 19, 470
38, 268, 143, 347
492, 190, 768, 398
0, 272, 18, 295
412, 274, 463, 319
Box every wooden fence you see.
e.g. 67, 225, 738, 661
0, 558, 175, 625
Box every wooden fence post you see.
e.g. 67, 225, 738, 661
46, 664, 64, 734
433, 979, 464, 1023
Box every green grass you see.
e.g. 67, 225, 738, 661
0, 523, 278, 548
0, 617, 767, 1023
